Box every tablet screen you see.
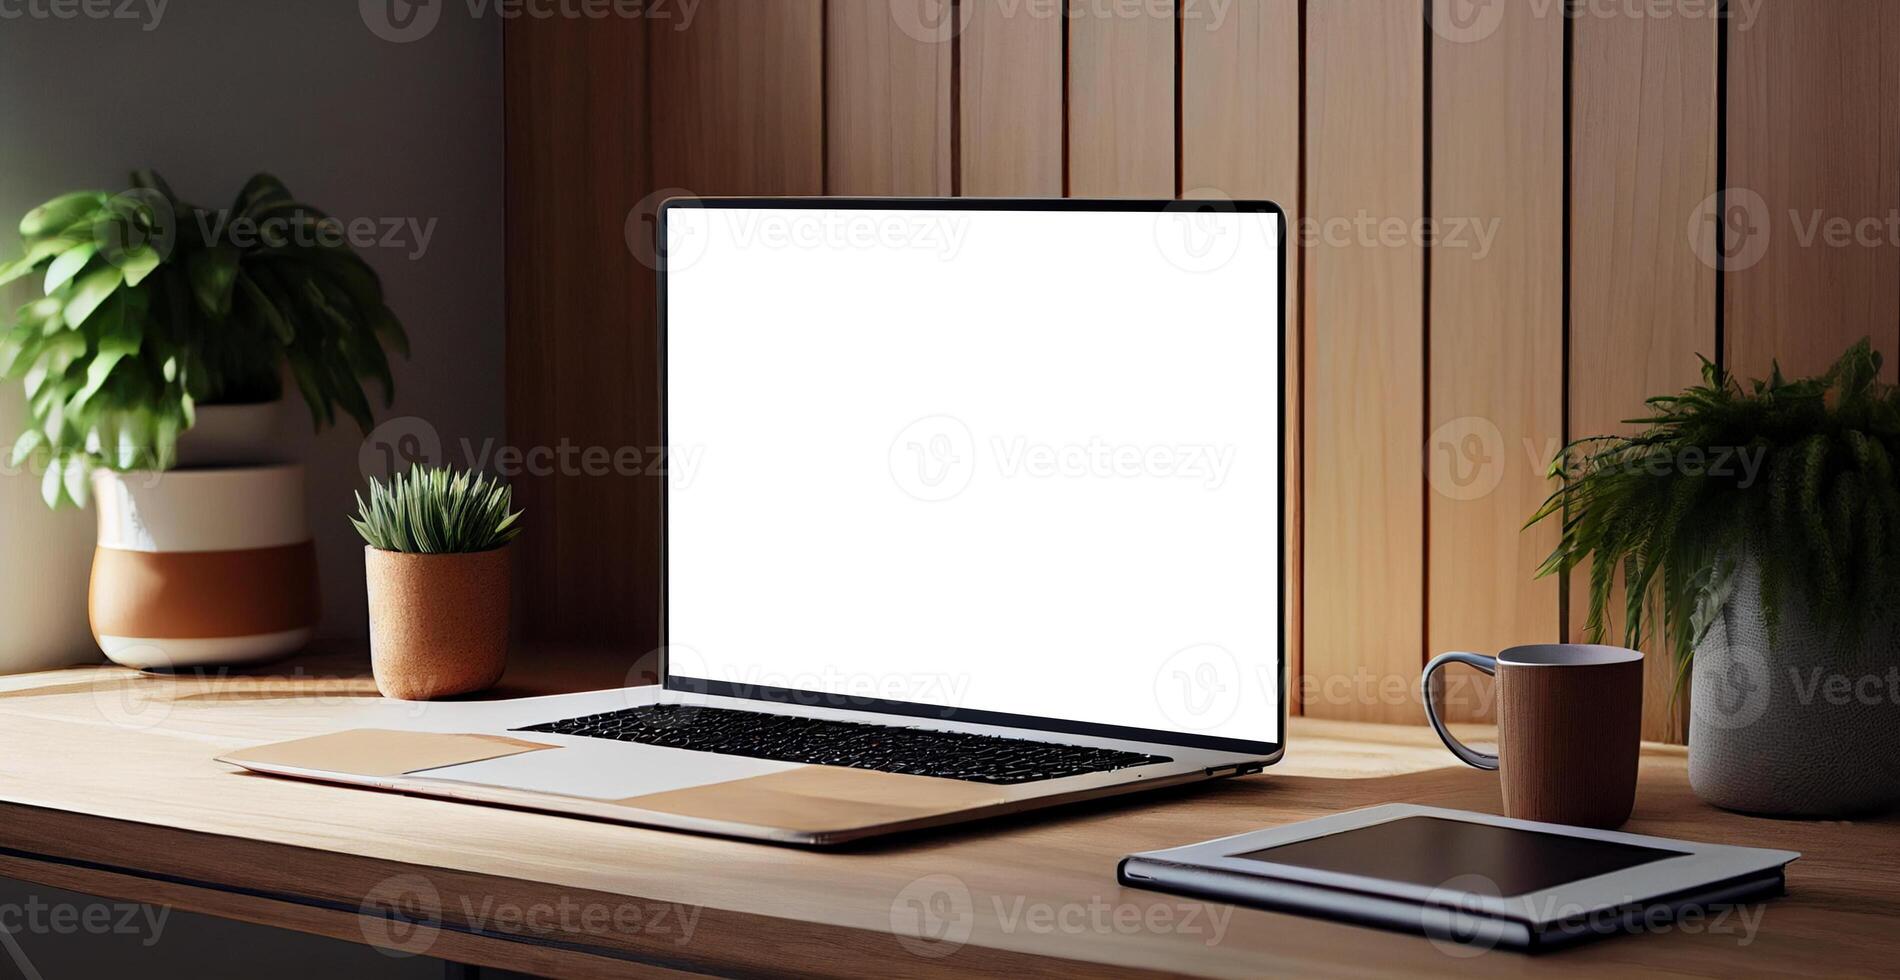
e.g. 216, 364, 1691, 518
1235, 817, 1689, 897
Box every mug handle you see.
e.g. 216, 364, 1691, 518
1422, 652, 1499, 771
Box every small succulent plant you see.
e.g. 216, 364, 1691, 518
352, 464, 522, 554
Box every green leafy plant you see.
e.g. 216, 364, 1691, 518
352, 465, 523, 554
1531, 338, 1900, 680
0, 169, 408, 506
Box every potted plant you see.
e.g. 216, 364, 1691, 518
0, 170, 408, 669
352, 465, 521, 700
1532, 339, 1900, 817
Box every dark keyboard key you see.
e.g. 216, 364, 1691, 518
513, 704, 1171, 785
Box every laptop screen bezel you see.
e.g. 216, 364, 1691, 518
656, 197, 1287, 758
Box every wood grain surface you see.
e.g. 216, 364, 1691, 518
648, 0, 824, 196
1726, 0, 1900, 381
959, 0, 1063, 195
827, 0, 954, 196
1301, 0, 1426, 724
1067, 0, 1175, 197
1179, 0, 1302, 712
1568, 7, 1718, 743
502, 12, 660, 649
1426, 0, 1565, 725
0, 647, 1888, 978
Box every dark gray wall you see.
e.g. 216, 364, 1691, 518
0, 0, 506, 641
0, 3, 509, 970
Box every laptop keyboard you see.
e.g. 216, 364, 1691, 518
513, 704, 1173, 785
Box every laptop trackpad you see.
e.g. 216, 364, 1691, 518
408, 739, 801, 800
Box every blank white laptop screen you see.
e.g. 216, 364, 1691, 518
662, 202, 1282, 749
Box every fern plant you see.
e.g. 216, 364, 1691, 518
352, 465, 523, 554
1531, 338, 1900, 681
0, 170, 408, 506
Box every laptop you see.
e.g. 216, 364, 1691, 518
224, 198, 1288, 845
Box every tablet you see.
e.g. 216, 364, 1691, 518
1118, 804, 1798, 952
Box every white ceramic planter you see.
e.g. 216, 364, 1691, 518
1690, 556, 1900, 817
90, 464, 319, 669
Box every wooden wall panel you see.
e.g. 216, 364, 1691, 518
504, 15, 654, 647
505, 0, 1900, 749
1570, 11, 1718, 743
1068, 0, 1176, 197
1303, 0, 1426, 724
960, 0, 1064, 195
1180, 0, 1301, 712
502, 10, 555, 640
649, 1, 824, 194
1727, 0, 1900, 381
1426, 0, 1564, 724
827, 0, 953, 196
507, 5, 823, 655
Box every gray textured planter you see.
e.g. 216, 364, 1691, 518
1689, 560, 1900, 817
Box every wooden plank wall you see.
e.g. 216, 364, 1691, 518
1304, 0, 1423, 724
961, 0, 1063, 196
827, 0, 953, 196
1727, 0, 1900, 381
1067, 1, 1175, 197
1426, 1, 1564, 724
504, 0, 1900, 743
502, 12, 654, 645
1569, 7, 1717, 743
1179, 0, 1302, 714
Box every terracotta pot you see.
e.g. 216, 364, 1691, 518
365, 546, 511, 700
90, 464, 319, 669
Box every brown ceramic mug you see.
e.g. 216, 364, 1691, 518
1422, 644, 1644, 828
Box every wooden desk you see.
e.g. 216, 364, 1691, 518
0, 647, 1892, 978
